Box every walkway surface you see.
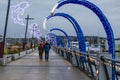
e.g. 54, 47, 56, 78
0, 49, 90, 80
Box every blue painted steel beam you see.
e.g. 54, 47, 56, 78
50, 28, 71, 49
53, 0, 115, 59
51, 0, 115, 80
46, 13, 86, 53
47, 33, 64, 47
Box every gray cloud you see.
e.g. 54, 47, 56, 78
0, 0, 120, 38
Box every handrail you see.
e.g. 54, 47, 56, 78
53, 46, 120, 80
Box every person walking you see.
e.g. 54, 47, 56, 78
43, 41, 51, 61
38, 42, 44, 60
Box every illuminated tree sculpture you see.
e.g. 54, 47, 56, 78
28, 23, 42, 40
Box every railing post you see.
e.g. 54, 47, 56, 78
99, 56, 110, 80
86, 54, 94, 77
74, 51, 79, 66
80, 53, 85, 71
69, 51, 73, 63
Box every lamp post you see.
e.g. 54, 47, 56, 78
0, 0, 11, 59
0, 0, 11, 65
22, 15, 34, 50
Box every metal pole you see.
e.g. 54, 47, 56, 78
23, 15, 34, 50
0, 0, 11, 58
3, 0, 11, 44
95, 27, 101, 80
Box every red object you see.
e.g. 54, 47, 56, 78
0, 42, 4, 58
39, 42, 44, 47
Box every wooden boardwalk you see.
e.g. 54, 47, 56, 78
0, 49, 90, 80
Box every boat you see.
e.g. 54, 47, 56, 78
70, 41, 101, 53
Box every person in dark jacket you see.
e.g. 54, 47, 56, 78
38, 42, 44, 60
43, 41, 51, 61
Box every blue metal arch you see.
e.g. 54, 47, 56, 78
48, 35, 56, 46
47, 33, 60, 46
46, 13, 86, 53
52, 0, 115, 59
47, 33, 64, 47
51, 0, 115, 80
50, 28, 71, 49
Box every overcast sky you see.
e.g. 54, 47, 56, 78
0, 0, 120, 38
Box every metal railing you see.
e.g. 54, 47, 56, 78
52, 46, 120, 80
